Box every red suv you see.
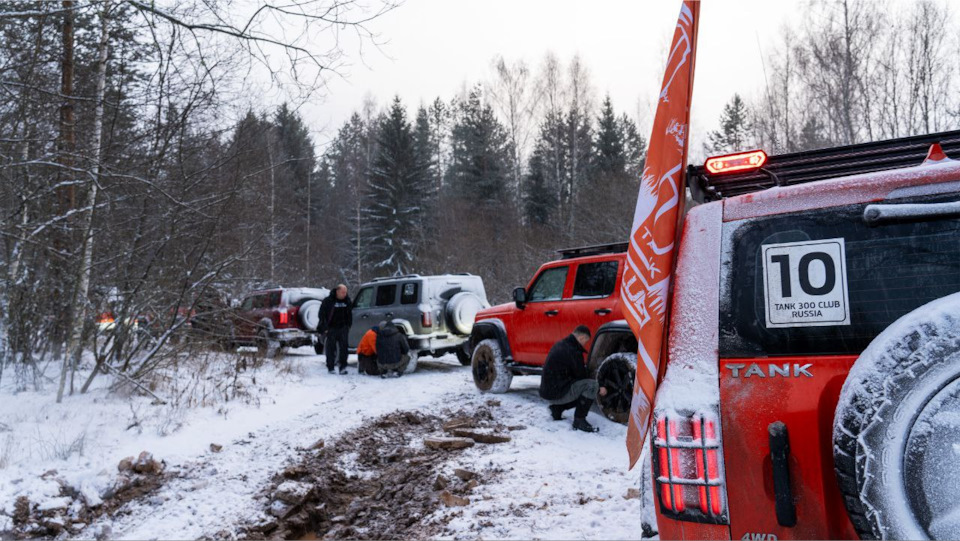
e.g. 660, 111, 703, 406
469, 244, 641, 422
630, 131, 960, 540
227, 287, 329, 357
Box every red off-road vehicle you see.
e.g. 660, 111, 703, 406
640, 131, 960, 540
226, 287, 330, 357
469, 244, 640, 423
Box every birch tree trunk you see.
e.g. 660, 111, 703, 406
58, 1, 110, 403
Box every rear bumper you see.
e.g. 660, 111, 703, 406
407, 333, 467, 354
270, 328, 318, 347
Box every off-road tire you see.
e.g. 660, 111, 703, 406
834, 294, 960, 540
596, 352, 637, 424
471, 338, 512, 393
455, 344, 471, 366
257, 328, 280, 358
403, 349, 419, 374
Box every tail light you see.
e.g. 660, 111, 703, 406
278, 309, 289, 326
421, 311, 433, 328
97, 312, 115, 324
652, 410, 728, 524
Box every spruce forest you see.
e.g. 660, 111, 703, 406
2, 0, 960, 392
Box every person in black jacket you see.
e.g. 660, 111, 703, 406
319, 284, 353, 374
539, 325, 608, 433
375, 321, 410, 378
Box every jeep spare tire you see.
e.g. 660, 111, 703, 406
299, 299, 322, 331
833, 292, 960, 540
472, 338, 512, 393
596, 352, 637, 424
446, 292, 485, 336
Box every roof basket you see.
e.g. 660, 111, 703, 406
557, 242, 629, 259
689, 129, 960, 202
371, 274, 422, 282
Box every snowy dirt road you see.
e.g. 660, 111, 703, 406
1, 348, 651, 540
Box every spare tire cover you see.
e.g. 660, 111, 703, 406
833, 292, 960, 540
299, 300, 322, 331
446, 292, 485, 335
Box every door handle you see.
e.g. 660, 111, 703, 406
386, 313, 394, 319
544, 310, 559, 316
595, 309, 612, 316
360, 314, 369, 319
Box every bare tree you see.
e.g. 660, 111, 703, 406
487, 55, 538, 202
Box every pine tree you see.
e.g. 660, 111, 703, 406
327, 112, 372, 282
446, 86, 513, 207
364, 97, 431, 274
593, 95, 626, 177
524, 144, 554, 225
705, 94, 752, 155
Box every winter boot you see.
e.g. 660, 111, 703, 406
339, 367, 348, 375
573, 418, 599, 433
549, 401, 576, 421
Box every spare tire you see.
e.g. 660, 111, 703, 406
299, 299, 322, 331
445, 292, 485, 336
833, 292, 960, 540
596, 352, 637, 424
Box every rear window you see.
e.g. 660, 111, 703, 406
400, 282, 419, 305
376, 284, 397, 307
572, 261, 619, 298
720, 195, 960, 357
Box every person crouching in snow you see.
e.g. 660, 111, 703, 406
357, 326, 379, 375
539, 325, 607, 433
375, 321, 410, 378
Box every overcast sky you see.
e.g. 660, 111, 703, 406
299, 0, 807, 158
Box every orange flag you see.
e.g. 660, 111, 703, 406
621, 0, 700, 469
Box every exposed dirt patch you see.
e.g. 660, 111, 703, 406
4, 466, 172, 539
236, 404, 509, 540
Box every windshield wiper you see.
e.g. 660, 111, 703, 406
863, 200, 960, 224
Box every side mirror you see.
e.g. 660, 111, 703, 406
513, 287, 527, 309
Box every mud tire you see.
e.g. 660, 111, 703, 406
833, 293, 960, 540
257, 328, 280, 358
403, 349, 419, 374
455, 344, 471, 366
596, 352, 637, 424
471, 339, 512, 393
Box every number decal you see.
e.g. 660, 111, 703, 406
761, 238, 850, 328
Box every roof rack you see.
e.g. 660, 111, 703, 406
371, 274, 422, 282
557, 242, 629, 260
689, 129, 960, 202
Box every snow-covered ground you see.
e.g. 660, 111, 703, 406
0, 348, 650, 539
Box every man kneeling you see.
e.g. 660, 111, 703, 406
539, 325, 607, 433
375, 321, 411, 378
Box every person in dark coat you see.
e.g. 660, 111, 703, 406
539, 325, 608, 433
375, 321, 410, 378
319, 284, 353, 374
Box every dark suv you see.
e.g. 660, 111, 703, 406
349, 274, 489, 372
227, 287, 329, 357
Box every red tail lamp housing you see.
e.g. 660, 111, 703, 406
652, 411, 728, 525
704, 150, 768, 175
421, 311, 433, 328
278, 309, 289, 326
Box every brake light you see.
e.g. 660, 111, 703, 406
421, 311, 433, 328
652, 411, 728, 524
97, 312, 115, 324
278, 309, 289, 325
704, 150, 767, 175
